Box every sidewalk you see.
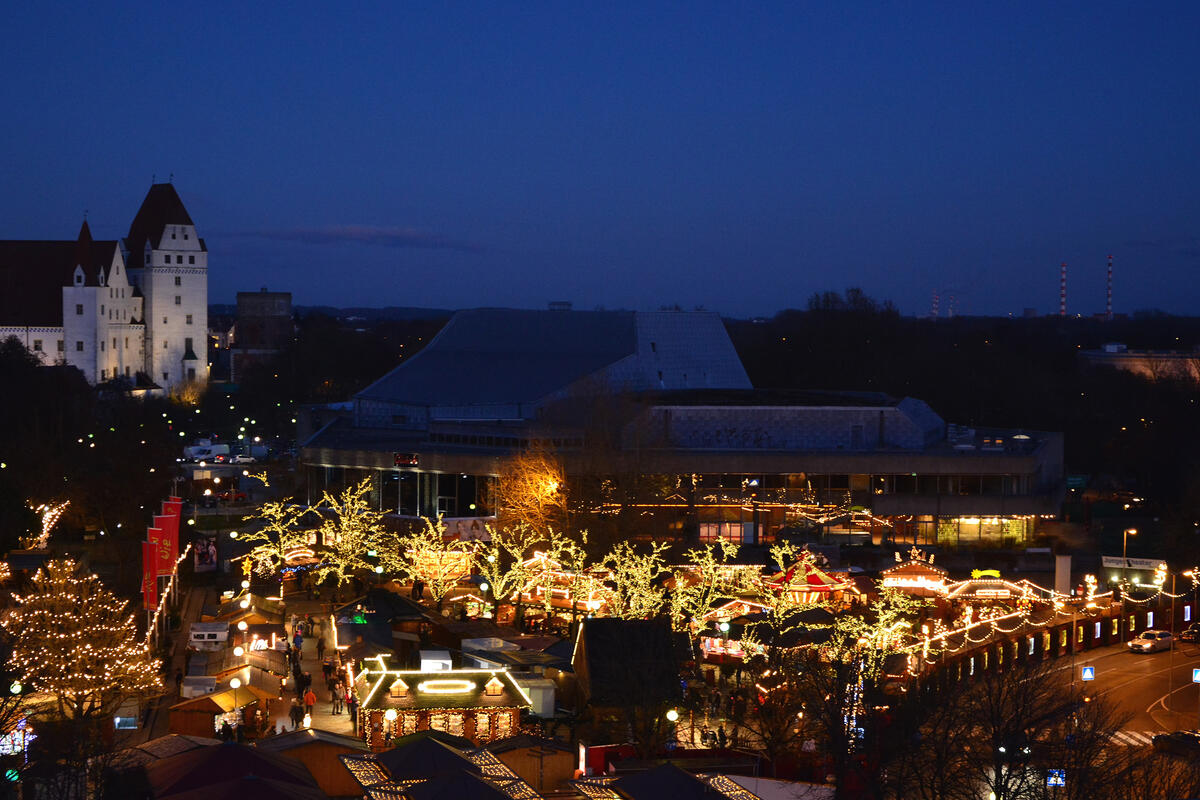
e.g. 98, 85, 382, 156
139, 584, 214, 743
266, 593, 356, 737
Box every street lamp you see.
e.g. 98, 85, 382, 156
1122, 528, 1138, 588
1122, 528, 1137, 642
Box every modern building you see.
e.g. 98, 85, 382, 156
230, 288, 292, 381
301, 308, 1064, 547
0, 183, 207, 389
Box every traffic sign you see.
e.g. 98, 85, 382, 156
1192, 668, 1200, 684
1081, 666, 1095, 682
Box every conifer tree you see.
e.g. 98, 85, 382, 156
2, 559, 161, 720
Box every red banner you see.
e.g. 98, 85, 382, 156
153, 516, 178, 575
142, 541, 158, 609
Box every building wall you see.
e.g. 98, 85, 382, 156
131, 222, 208, 388
0, 325, 64, 366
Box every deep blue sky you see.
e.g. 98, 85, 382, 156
3, 3, 1198, 318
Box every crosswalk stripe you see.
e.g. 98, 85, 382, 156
1110, 731, 1156, 747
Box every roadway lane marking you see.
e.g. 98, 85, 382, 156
1109, 730, 1157, 747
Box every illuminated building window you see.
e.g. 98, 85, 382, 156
477, 713, 491, 740
495, 712, 512, 739
1027, 637, 1035, 656
1111, 618, 1119, 636
1076, 626, 1084, 644
1094, 621, 1101, 639
1042, 632, 1050, 652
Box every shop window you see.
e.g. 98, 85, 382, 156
1111, 618, 1119, 636
495, 712, 512, 739
1059, 629, 1067, 648
1076, 626, 1084, 644
1187, 605, 1192, 623
1042, 632, 1050, 652
1027, 637, 1035, 656
1146, 611, 1154, 628
1094, 621, 1101, 639
476, 713, 491, 740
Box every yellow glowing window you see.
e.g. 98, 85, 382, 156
1111, 618, 1119, 636
1059, 629, 1067, 648
484, 676, 504, 697
1042, 632, 1050, 652
1076, 626, 1084, 644
390, 678, 409, 698
477, 713, 491, 740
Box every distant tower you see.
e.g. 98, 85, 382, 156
947, 294, 957, 318
1106, 255, 1113, 321
1059, 262, 1067, 317
930, 290, 940, 319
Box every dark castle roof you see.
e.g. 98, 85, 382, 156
124, 183, 203, 256
0, 221, 119, 327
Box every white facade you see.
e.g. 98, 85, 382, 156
0, 184, 207, 389
129, 222, 209, 387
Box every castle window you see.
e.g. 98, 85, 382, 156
32, 340, 42, 352
57, 341, 63, 352
125, 338, 129, 348
187, 367, 195, 380
125, 366, 130, 377
112, 338, 117, 349
100, 341, 104, 351
186, 315, 193, 325
185, 337, 193, 352
75, 304, 83, 315
145, 254, 150, 264
188, 255, 195, 264
163, 317, 168, 324
163, 341, 168, 350
76, 341, 83, 352
175, 296, 182, 305
163, 254, 170, 264
163, 372, 168, 381
171, 232, 176, 239
100, 305, 104, 315
177, 255, 184, 264
101, 369, 106, 379
174, 276, 181, 286
184, 233, 189, 240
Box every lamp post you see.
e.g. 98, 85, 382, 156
1122, 528, 1137, 642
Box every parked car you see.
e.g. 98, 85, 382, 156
1178, 623, 1200, 643
218, 489, 247, 503
1153, 730, 1200, 757
231, 454, 256, 464
1128, 630, 1174, 653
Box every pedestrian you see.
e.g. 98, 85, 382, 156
717, 724, 727, 750
174, 668, 183, 694
347, 692, 358, 733
305, 613, 314, 636
316, 637, 326, 661
289, 700, 304, 730
302, 672, 312, 692
293, 630, 303, 651
303, 687, 317, 716
332, 687, 343, 714
322, 659, 333, 682
219, 721, 234, 741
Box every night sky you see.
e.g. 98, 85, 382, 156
3, 3, 1198, 318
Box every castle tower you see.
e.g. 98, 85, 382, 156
123, 184, 207, 388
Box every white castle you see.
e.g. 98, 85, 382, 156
0, 184, 208, 389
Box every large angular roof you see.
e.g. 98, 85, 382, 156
356, 308, 750, 409
0, 221, 120, 326
124, 183, 200, 255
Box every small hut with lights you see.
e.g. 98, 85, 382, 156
880, 547, 949, 597
354, 655, 531, 751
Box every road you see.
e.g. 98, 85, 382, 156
1064, 639, 1200, 741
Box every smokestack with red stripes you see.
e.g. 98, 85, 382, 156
1059, 262, 1067, 317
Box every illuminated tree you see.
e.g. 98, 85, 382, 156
600, 541, 670, 620
494, 445, 566, 534
240, 500, 315, 582
310, 478, 389, 595
393, 518, 472, 610
668, 540, 739, 631
473, 524, 538, 619
546, 530, 605, 623
1, 560, 161, 721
